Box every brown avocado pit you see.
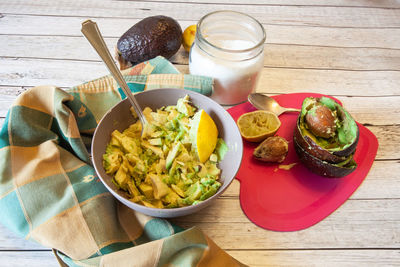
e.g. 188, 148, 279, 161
117, 16, 182, 66
294, 96, 359, 177
305, 104, 336, 138
253, 136, 288, 163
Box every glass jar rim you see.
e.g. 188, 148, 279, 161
196, 10, 266, 54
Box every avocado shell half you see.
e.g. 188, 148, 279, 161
293, 96, 359, 177
293, 135, 357, 178
117, 15, 182, 65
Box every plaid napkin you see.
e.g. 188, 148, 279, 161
0, 56, 245, 266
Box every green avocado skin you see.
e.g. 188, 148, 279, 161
117, 16, 183, 65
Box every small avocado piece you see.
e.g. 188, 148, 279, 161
176, 95, 195, 116
185, 181, 203, 203
139, 183, 154, 199
200, 186, 217, 201
117, 15, 183, 65
114, 163, 129, 190
148, 173, 169, 199
162, 190, 183, 207
166, 142, 181, 170
171, 184, 185, 198
127, 180, 141, 197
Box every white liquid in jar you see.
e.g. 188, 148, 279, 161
189, 38, 264, 105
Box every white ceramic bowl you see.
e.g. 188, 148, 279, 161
91, 88, 243, 218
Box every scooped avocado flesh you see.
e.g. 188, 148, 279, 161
102, 95, 225, 209
300, 97, 358, 152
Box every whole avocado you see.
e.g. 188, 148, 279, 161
117, 16, 182, 65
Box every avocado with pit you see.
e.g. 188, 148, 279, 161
293, 96, 359, 178
117, 15, 182, 65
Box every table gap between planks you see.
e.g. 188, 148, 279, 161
0, 0, 399, 266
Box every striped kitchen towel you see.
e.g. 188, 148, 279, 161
0, 56, 245, 266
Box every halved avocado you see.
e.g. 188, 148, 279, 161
293, 97, 359, 177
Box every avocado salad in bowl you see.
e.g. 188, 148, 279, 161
91, 89, 243, 218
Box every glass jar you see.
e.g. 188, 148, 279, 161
189, 11, 266, 105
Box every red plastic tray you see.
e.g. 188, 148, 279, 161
227, 93, 379, 231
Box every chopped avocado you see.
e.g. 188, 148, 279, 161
166, 142, 181, 170
114, 167, 129, 190
138, 183, 154, 199
215, 138, 229, 161
206, 162, 221, 177
171, 184, 185, 197
130, 195, 144, 203
209, 153, 218, 162
185, 181, 203, 203
200, 186, 217, 201
148, 138, 163, 146
155, 159, 166, 174
127, 180, 141, 197
195, 163, 208, 178
149, 174, 169, 199
176, 95, 195, 116
150, 112, 168, 125
200, 177, 215, 186
141, 140, 164, 158
111, 130, 124, 144
151, 199, 165, 209
103, 148, 122, 175
162, 190, 183, 207
109, 136, 121, 147
141, 200, 157, 208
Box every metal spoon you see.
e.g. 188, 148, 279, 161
248, 93, 301, 116
81, 20, 147, 131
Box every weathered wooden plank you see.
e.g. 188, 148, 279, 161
3, 35, 400, 72
2, 14, 400, 49
0, 58, 110, 89
1, 1, 400, 28
223, 160, 400, 199
255, 68, 400, 96
174, 65, 400, 97
0, 223, 50, 250
228, 249, 400, 267
1, 84, 400, 128
0, 198, 398, 250
1, 58, 400, 97
1, 87, 400, 128
0, 249, 398, 267
0, 93, 17, 117
0, 251, 59, 267
171, 199, 400, 249
138, 0, 400, 9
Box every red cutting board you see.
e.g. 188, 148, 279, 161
227, 93, 379, 231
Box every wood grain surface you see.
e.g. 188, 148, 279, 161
0, 0, 399, 266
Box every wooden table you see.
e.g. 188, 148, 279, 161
1, 1, 399, 266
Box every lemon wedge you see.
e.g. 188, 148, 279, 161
237, 110, 281, 142
182, 25, 197, 52
190, 109, 218, 163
